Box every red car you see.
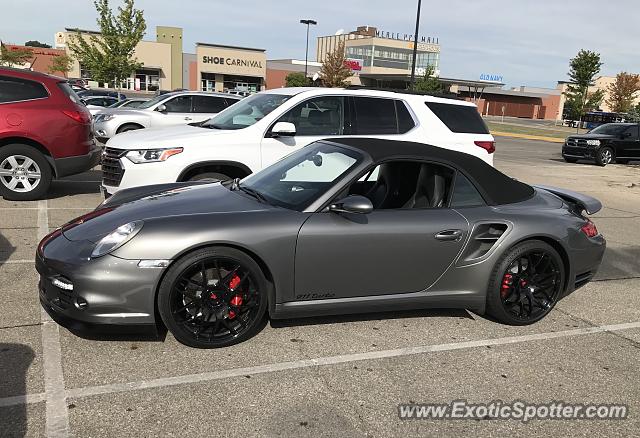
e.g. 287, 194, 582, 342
0, 67, 100, 200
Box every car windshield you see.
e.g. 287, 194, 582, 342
137, 94, 169, 109
589, 124, 628, 135
236, 142, 363, 211
201, 93, 290, 130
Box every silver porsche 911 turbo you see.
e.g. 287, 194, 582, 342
36, 138, 606, 348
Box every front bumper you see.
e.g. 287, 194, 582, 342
36, 231, 166, 329
562, 145, 596, 161
101, 157, 180, 195
92, 120, 120, 143
52, 142, 102, 178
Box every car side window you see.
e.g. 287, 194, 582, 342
0, 76, 48, 103
353, 97, 398, 135
347, 160, 454, 210
192, 96, 227, 113
278, 96, 344, 136
449, 173, 486, 208
624, 125, 639, 140
396, 101, 416, 133
163, 95, 192, 113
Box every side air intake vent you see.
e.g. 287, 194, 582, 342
460, 223, 509, 262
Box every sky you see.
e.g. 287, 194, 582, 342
2, 0, 639, 88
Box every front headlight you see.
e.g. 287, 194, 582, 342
125, 148, 183, 164
586, 139, 601, 146
91, 221, 143, 258
102, 114, 116, 122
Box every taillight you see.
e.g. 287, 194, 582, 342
61, 110, 91, 124
474, 141, 496, 154
580, 220, 598, 238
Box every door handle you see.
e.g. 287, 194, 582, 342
184, 117, 192, 121
434, 229, 463, 241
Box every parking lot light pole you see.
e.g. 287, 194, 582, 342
410, 0, 422, 89
300, 19, 317, 83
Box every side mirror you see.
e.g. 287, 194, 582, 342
330, 195, 373, 215
271, 121, 296, 137
156, 104, 167, 113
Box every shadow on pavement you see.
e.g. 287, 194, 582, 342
0, 343, 35, 438
270, 308, 473, 329
596, 245, 640, 280
0, 231, 16, 265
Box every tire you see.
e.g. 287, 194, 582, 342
187, 172, 231, 182
116, 124, 143, 134
562, 156, 578, 163
595, 147, 614, 166
158, 246, 268, 348
0, 144, 53, 201
615, 158, 629, 164
486, 240, 565, 326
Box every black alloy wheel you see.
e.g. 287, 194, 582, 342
158, 247, 268, 348
487, 240, 564, 325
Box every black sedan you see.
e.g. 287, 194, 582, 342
37, 138, 606, 348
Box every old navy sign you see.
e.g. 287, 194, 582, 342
480, 74, 504, 82
202, 56, 263, 69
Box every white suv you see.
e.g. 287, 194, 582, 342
101, 87, 495, 195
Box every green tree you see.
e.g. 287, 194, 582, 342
606, 72, 640, 113
563, 50, 605, 119
0, 42, 33, 67
48, 54, 74, 75
413, 65, 442, 93
67, 0, 146, 88
627, 102, 640, 122
319, 41, 352, 88
285, 72, 308, 87
25, 40, 51, 48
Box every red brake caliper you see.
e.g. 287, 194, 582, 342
228, 274, 243, 319
501, 273, 513, 298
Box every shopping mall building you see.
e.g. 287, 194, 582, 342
54, 26, 267, 94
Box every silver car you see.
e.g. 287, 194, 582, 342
92, 91, 241, 143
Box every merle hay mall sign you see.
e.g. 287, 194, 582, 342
202, 56, 263, 69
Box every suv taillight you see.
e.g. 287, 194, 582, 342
474, 141, 496, 154
580, 220, 598, 238
61, 110, 91, 124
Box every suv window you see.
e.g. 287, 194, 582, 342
278, 96, 344, 136
0, 76, 48, 103
623, 125, 639, 140
396, 101, 416, 133
163, 95, 192, 113
425, 102, 489, 134
192, 95, 228, 113
449, 173, 486, 208
353, 97, 398, 135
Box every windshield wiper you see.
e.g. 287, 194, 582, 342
237, 183, 268, 204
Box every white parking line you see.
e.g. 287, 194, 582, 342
65, 321, 640, 400
1, 320, 639, 409
1, 259, 35, 265
37, 199, 70, 438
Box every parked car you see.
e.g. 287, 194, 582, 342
37, 138, 605, 348
0, 67, 100, 200
76, 89, 127, 100
101, 87, 496, 196
82, 95, 120, 115
92, 91, 241, 144
563, 123, 640, 166
106, 98, 148, 109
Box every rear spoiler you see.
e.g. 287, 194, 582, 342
534, 185, 602, 215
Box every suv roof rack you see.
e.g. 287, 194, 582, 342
344, 85, 461, 100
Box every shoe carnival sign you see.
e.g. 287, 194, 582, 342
197, 44, 266, 77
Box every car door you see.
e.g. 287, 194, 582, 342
294, 161, 469, 300
259, 96, 347, 169
191, 95, 230, 123
152, 95, 193, 127
618, 125, 640, 158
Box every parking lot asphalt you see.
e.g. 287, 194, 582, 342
0, 137, 639, 437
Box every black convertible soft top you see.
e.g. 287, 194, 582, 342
327, 138, 535, 206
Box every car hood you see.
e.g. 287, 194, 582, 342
105, 123, 234, 148
62, 182, 273, 242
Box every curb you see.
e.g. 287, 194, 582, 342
491, 131, 565, 143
